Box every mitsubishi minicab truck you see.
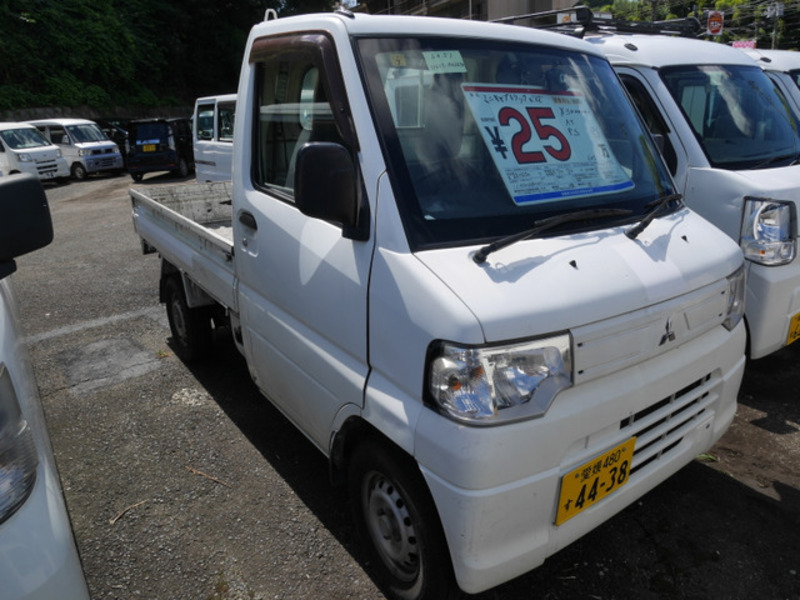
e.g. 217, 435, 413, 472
27, 118, 124, 180
0, 122, 69, 181
0, 174, 90, 599
193, 93, 236, 182
531, 9, 800, 359
744, 48, 800, 115
130, 10, 747, 600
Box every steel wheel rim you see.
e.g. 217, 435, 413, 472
169, 295, 189, 345
363, 471, 420, 582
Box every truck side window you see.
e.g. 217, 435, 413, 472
253, 48, 346, 198
620, 75, 678, 176
218, 103, 235, 142
196, 104, 215, 140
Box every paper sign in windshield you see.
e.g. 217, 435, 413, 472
463, 84, 634, 204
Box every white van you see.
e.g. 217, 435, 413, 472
0, 122, 69, 181
193, 94, 236, 181
27, 118, 124, 180
0, 174, 90, 600
578, 32, 800, 359
744, 48, 800, 115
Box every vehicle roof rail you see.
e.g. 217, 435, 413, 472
492, 5, 701, 38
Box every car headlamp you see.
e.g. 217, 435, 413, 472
426, 334, 572, 425
0, 364, 38, 525
740, 198, 795, 266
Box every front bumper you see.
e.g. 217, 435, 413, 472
415, 321, 745, 594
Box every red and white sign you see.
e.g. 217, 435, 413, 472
732, 39, 757, 49
707, 11, 724, 35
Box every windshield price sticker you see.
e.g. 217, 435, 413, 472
463, 84, 634, 205
423, 50, 468, 74
555, 437, 636, 526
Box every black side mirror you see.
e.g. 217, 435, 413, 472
0, 174, 54, 279
294, 142, 368, 241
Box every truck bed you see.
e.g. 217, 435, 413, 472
130, 181, 237, 310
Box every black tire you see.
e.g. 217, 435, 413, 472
177, 158, 189, 178
131, 172, 143, 182
163, 276, 213, 361
348, 438, 458, 600
71, 162, 87, 180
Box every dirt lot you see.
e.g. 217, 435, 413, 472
12, 174, 800, 599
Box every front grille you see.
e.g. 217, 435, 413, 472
36, 161, 58, 175
622, 372, 716, 476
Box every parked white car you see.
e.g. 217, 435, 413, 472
27, 118, 123, 180
584, 32, 800, 359
193, 94, 236, 182
743, 48, 800, 115
0, 123, 69, 181
0, 174, 90, 599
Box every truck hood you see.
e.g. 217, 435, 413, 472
415, 208, 742, 344
686, 164, 800, 240
18, 147, 62, 161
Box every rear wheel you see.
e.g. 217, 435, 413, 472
131, 172, 143, 182
348, 439, 457, 600
163, 276, 213, 361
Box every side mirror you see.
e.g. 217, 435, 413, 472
294, 142, 368, 241
0, 174, 54, 279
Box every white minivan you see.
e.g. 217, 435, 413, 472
581, 32, 800, 359
193, 94, 236, 182
27, 118, 123, 180
0, 122, 69, 181
0, 174, 90, 599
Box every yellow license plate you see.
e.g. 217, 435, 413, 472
787, 313, 800, 345
556, 437, 636, 526
143, 144, 156, 152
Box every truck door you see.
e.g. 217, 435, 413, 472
235, 33, 373, 451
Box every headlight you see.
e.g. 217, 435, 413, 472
0, 364, 38, 525
17, 153, 32, 162
426, 334, 572, 425
56, 149, 62, 158
740, 198, 796, 266
723, 265, 746, 331
77, 148, 88, 157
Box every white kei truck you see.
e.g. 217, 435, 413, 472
131, 10, 747, 600
0, 122, 69, 181
193, 93, 237, 182
0, 174, 90, 599
744, 48, 800, 116
561, 15, 800, 359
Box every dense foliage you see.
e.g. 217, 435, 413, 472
0, 0, 334, 113
588, 0, 800, 50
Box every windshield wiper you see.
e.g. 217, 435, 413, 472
625, 193, 683, 240
749, 153, 799, 170
472, 208, 633, 264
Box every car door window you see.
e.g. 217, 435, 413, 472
620, 75, 679, 176
252, 36, 347, 198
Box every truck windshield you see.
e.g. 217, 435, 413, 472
66, 123, 108, 143
356, 37, 675, 249
0, 128, 50, 150
661, 64, 800, 170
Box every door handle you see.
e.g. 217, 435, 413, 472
239, 211, 257, 230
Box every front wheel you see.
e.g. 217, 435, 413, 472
348, 439, 457, 600
163, 276, 213, 361
71, 162, 87, 180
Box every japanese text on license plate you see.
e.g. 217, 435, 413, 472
556, 437, 636, 526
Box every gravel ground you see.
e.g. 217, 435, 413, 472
11, 173, 800, 600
